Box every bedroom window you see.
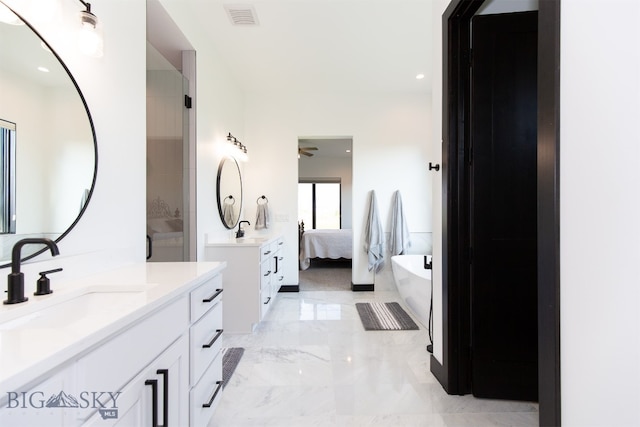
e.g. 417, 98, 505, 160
298, 180, 341, 229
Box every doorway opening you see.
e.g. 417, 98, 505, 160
297, 137, 353, 289
433, 0, 560, 425
146, 1, 196, 262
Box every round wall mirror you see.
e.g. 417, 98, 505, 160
216, 157, 242, 229
0, 3, 97, 267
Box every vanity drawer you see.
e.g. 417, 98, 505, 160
260, 242, 274, 263
190, 274, 223, 323
190, 300, 223, 385
261, 258, 272, 283
190, 352, 223, 427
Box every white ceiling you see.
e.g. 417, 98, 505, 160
299, 137, 352, 159
150, 0, 433, 95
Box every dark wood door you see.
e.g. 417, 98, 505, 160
469, 11, 538, 401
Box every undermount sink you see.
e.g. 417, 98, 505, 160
0, 284, 155, 329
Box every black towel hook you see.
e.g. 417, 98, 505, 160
257, 195, 268, 204
224, 195, 235, 205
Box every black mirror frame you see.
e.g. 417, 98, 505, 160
216, 156, 242, 230
0, 3, 98, 268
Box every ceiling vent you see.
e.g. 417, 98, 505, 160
224, 4, 259, 26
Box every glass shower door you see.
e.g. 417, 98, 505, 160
146, 56, 190, 262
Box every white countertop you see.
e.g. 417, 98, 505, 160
0, 262, 225, 393
205, 234, 281, 247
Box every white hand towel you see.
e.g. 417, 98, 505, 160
364, 190, 385, 273
222, 204, 236, 225
255, 203, 270, 230
389, 190, 411, 256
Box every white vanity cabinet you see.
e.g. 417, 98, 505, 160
0, 263, 226, 427
205, 235, 284, 333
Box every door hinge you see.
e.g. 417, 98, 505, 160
184, 94, 192, 109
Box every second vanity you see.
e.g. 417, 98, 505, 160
0, 262, 225, 427
205, 235, 285, 333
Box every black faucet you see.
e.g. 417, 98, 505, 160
4, 238, 60, 305
236, 220, 251, 238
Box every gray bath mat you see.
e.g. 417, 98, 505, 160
356, 302, 419, 331
222, 347, 244, 388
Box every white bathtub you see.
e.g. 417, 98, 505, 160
391, 254, 432, 329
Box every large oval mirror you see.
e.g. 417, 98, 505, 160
0, 3, 97, 267
216, 157, 242, 229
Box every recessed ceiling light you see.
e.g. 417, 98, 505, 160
38, 66, 50, 73
416, 73, 425, 80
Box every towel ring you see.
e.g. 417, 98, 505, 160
257, 195, 268, 204
224, 195, 235, 205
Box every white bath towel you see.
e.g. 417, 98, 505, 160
255, 203, 270, 230
364, 190, 385, 273
222, 204, 236, 225
389, 190, 411, 256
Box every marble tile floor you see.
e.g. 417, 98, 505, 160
209, 289, 539, 426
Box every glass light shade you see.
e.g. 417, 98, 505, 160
78, 10, 103, 57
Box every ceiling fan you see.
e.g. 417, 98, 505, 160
298, 146, 318, 157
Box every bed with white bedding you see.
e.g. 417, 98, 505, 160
299, 229, 352, 270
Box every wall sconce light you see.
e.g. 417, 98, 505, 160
77, 1, 103, 57
227, 132, 248, 160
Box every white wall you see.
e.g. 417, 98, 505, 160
560, 1, 640, 425
242, 92, 432, 290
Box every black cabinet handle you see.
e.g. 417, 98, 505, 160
145, 379, 159, 427
146, 235, 153, 260
263, 296, 271, 305
263, 270, 271, 277
202, 381, 223, 408
263, 250, 271, 256
157, 369, 169, 427
202, 288, 223, 303
203, 329, 223, 348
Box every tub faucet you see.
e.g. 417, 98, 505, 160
4, 238, 60, 305
236, 220, 251, 238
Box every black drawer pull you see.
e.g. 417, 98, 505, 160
203, 288, 223, 303
157, 369, 169, 427
263, 250, 271, 256
263, 296, 271, 305
203, 329, 223, 348
263, 270, 271, 277
145, 379, 159, 427
202, 381, 223, 408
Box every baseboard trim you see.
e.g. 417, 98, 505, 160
351, 283, 374, 292
430, 355, 449, 393
278, 285, 299, 292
